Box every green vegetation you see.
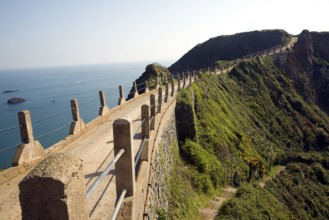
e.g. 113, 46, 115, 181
167, 137, 210, 219
169, 56, 329, 219
217, 184, 290, 220
127, 63, 171, 99
145, 63, 171, 90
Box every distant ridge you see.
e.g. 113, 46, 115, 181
169, 29, 291, 73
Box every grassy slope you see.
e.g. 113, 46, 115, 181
170, 57, 329, 219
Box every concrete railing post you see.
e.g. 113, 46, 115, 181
177, 74, 181, 91
164, 82, 169, 103
132, 81, 139, 98
141, 105, 150, 138
19, 110, 34, 144
155, 78, 159, 89
113, 118, 135, 196
145, 81, 149, 93
171, 77, 175, 97
118, 85, 126, 105
182, 72, 186, 88
163, 76, 167, 85
12, 110, 45, 166
69, 99, 85, 135
113, 118, 136, 219
157, 87, 162, 113
19, 153, 88, 220
141, 105, 150, 161
150, 94, 156, 130
187, 71, 191, 85
99, 90, 109, 116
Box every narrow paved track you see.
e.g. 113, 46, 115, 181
0, 91, 156, 220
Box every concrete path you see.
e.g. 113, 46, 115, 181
0, 90, 158, 220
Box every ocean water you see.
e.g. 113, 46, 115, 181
0, 61, 172, 168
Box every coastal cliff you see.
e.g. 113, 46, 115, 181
141, 29, 329, 219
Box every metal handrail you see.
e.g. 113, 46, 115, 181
137, 86, 146, 92
110, 189, 127, 220
136, 81, 146, 86
134, 137, 146, 166
35, 121, 72, 140
134, 118, 145, 136
32, 108, 71, 124
79, 96, 99, 107
86, 149, 125, 199
0, 142, 23, 154
81, 107, 98, 120
0, 125, 21, 133
150, 116, 155, 124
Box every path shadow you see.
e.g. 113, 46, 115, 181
133, 118, 141, 122
85, 169, 115, 179
133, 132, 143, 139
85, 148, 114, 186
89, 174, 115, 218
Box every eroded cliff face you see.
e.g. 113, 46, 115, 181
277, 30, 329, 114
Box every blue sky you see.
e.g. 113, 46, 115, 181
0, 0, 328, 70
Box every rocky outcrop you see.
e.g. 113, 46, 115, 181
127, 63, 171, 100
275, 30, 329, 114
7, 97, 26, 104
311, 31, 329, 63
293, 30, 314, 71
2, 90, 18, 94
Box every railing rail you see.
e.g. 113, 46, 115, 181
134, 118, 146, 137
110, 189, 127, 220
0, 125, 21, 133
134, 137, 147, 166
0, 142, 23, 154
86, 148, 125, 199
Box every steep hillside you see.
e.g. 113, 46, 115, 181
169, 30, 329, 219
169, 29, 291, 73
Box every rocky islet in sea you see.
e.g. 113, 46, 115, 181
7, 97, 26, 104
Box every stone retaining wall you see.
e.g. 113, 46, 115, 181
145, 106, 178, 219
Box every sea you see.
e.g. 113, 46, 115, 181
0, 61, 173, 168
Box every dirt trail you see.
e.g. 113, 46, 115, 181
259, 166, 285, 188
199, 186, 237, 220
199, 166, 286, 219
